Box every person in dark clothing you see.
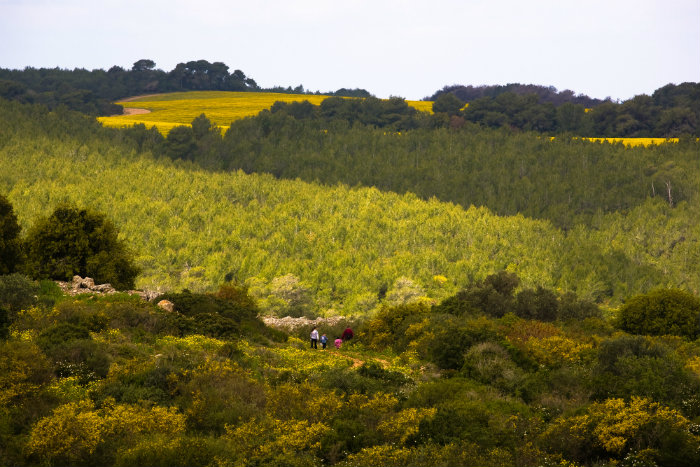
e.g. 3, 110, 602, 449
341, 327, 354, 341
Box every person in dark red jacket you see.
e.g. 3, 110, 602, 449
341, 327, 354, 341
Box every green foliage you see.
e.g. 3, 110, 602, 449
432, 92, 465, 116
540, 397, 700, 467
616, 288, 700, 339
157, 287, 279, 342
114, 434, 230, 467
37, 322, 111, 383
0, 273, 39, 318
593, 334, 700, 415
22, 205, 139, 289
515, 286, 559, 321
0, 193, 22, 274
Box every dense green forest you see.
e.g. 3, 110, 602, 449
157, 104, 699, 229
1, 98, 697, 310
0, 59, 368, 116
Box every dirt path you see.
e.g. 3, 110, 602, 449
119, 94, 161, 115
122, 107, 151, 115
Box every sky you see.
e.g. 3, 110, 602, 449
1, 0, 698, 101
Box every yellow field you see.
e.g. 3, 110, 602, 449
98, 91, 434, 134
582, 137, 679, 147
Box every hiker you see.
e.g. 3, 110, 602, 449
341, 327, 354, 341
334, 337, 343, 349
320, 333, 328, 350
310, 327, 319, 349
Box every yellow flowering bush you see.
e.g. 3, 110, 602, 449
524, 336, 595, 367
46, 376, 96, 403
541, 397, 700, 465
377, 407, 437, 444
0, 340, 51, 406
27, 398, 186, 465
224, 415, 328, 466
27, 400, 105, 464
266, 381, 344, 422
156, 334, 226, 353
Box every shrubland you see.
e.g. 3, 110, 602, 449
1, 271, 699, 467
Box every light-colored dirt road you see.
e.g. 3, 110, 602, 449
119, 94, 160, 115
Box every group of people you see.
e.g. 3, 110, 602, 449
310, 326, 353, 350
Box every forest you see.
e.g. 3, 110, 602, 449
0, 66, 699, 467
1, 58, 698, 136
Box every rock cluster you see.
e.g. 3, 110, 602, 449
55, 275, 161, 301
55, 275, 117, 295
262, 315, 345, 331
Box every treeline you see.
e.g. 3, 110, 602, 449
155, 109, 699, 229
429, 83, 604, 107
0, 59, 371, 116
431, 82, 700, 137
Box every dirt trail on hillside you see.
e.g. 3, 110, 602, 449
119, 94, 160, 115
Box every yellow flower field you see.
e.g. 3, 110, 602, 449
98, 91, 434, 134
582, 137, 679, 147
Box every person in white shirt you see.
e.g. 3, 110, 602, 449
310, 327, 319, 349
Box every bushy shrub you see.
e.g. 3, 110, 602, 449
158, 288, 276, 341
0, 273, 39, 314
593, 334, 700, 415
114, 434, 230, 467
540, 397, 700, 467
461, 341, 523, 392
514, 287, 558, 321
37, 322, 110, 383
0, 273, 38, 339
616, 288, 700, 339
434, 271, 519, 318
0, 193, 22, 274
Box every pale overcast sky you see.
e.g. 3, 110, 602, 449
1, 0, 698, 101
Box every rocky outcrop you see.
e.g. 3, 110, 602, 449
157, 299, 175, 312
262, 315, 346, 332
55, 275, 161, 301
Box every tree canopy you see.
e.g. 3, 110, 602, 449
22, 205, 139, 290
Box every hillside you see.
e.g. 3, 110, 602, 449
1, 99, 697, 312
97, 91, 434, 134
1, 68, 700, 467
1, 276, 699, 466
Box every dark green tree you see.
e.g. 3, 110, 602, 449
131, 59, 156, 72
0, 193, 22, 274
164, 125, 197, 161
22, 205, 139, 289
432, 93, 465, 116
616, 288, 700, 339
